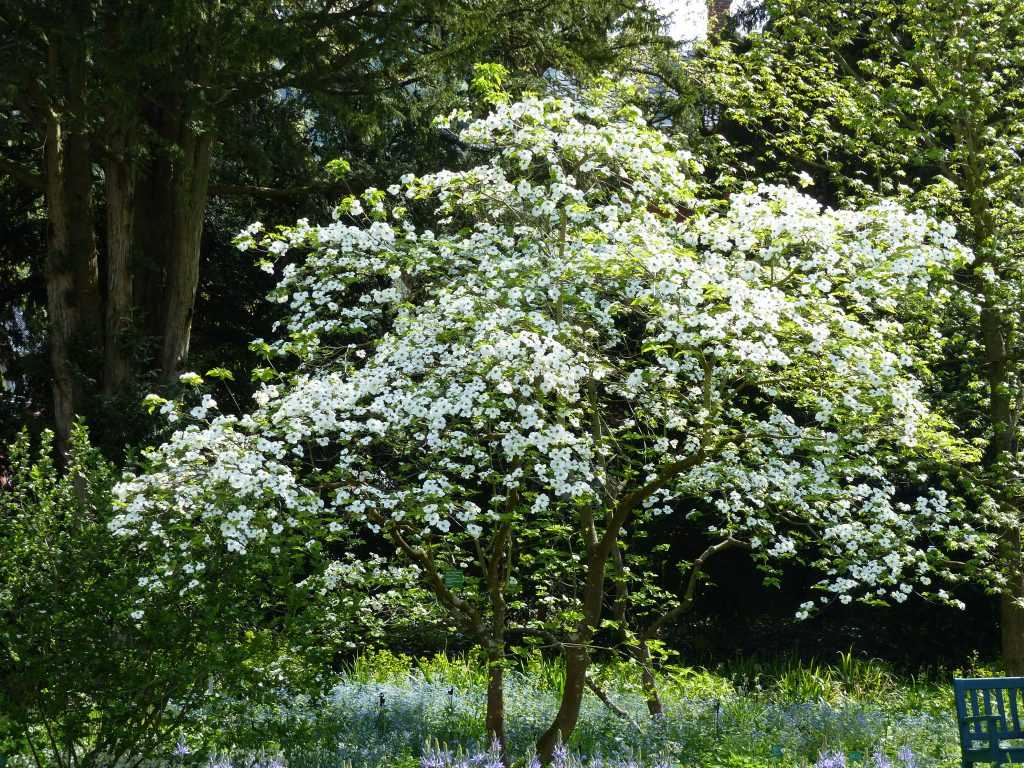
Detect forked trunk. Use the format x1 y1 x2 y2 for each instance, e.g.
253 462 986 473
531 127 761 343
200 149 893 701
537 551 604 759
537 518 614 761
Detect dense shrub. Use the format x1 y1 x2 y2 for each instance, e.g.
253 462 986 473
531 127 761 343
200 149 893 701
0 426 326 768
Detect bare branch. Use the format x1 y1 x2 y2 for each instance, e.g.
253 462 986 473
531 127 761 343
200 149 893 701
585 676 639 729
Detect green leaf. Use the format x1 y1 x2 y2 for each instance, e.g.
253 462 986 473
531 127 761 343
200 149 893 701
142 394 169 414
442 570 464 589
205 367 235 381
325 158 351 180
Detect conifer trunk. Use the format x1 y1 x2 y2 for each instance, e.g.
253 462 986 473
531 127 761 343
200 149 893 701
44 113 77 456
159 128 213 380
43 2 101 455
103 131 136 394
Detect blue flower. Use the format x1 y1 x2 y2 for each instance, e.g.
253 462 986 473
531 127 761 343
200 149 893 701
896 747 917 768
816 751 847 768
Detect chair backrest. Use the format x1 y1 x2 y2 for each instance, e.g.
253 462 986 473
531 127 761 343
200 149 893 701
954 677 1024 741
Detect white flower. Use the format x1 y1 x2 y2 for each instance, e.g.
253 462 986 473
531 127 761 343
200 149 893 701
114 92 992 632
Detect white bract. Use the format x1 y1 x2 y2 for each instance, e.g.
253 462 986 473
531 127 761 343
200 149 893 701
113 93 994 617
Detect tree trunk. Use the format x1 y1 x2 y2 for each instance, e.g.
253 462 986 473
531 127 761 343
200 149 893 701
980 292 1024 672
707 0 731 33
634 639 664 717
63 1 101 346
64 131 100 343
484 522 512 764
537 644 589 760
44 112 77 456
42 3 100 456
159 129 212 380
103 131 136 394
1002 586 1024 674
485 644 507 761
537 538 609 760
131 153 172 340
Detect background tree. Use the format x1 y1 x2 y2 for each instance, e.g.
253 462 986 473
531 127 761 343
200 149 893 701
0 0 666 454
692 0 1024 672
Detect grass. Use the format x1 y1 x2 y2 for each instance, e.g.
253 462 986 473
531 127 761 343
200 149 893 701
188 651 982 768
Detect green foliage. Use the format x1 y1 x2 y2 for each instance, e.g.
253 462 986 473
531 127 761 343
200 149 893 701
698 0 1024 428
324 159 352 182
0 425 328 768
691 0 1024 652
471 63 511 106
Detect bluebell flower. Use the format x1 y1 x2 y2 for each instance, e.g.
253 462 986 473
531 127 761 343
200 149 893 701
553 743 570 768
896 746 917 768
816 751 847 768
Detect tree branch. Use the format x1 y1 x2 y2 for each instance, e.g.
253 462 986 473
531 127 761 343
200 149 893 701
598 432 736 558
207 177 375 200
387 522 485 636
641 537 751 641
0 155 44 190
585 676 639 729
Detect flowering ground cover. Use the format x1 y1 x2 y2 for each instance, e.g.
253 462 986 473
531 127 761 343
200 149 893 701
186 652 967 768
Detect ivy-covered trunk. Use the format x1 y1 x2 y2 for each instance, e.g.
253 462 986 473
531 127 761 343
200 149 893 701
983 299 1024 672
969 165 1022 672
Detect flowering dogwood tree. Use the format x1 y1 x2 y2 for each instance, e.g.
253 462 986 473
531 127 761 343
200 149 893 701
112 92 995 757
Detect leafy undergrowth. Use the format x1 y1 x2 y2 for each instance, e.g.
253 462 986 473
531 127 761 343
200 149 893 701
184 652 979 768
